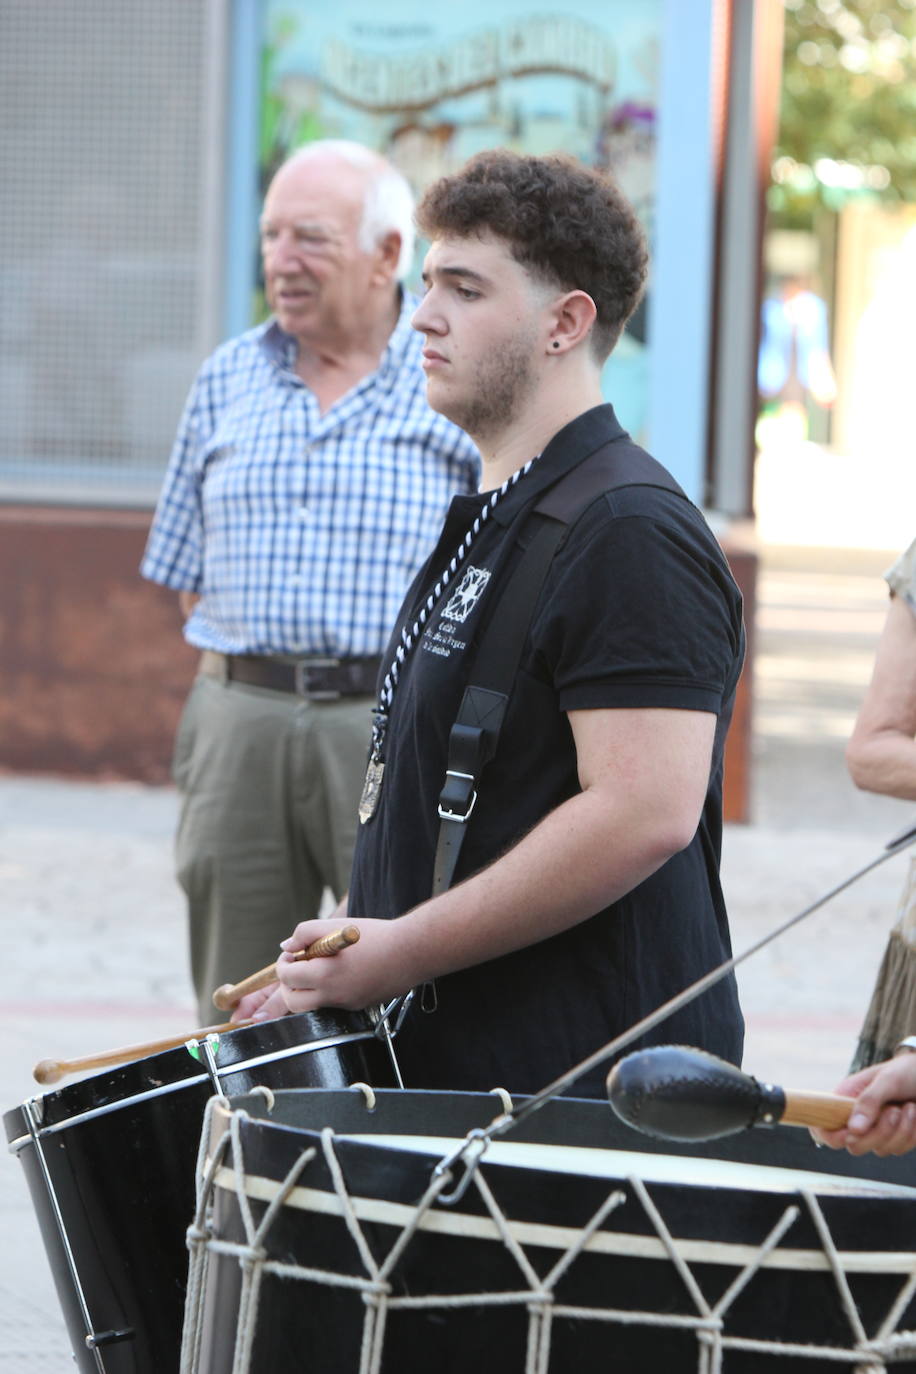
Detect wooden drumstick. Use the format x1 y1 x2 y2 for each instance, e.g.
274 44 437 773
607 1044 856 1142
32 1018 254 1087
211 924 361 1011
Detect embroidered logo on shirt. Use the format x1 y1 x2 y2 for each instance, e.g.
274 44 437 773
441 566 491 623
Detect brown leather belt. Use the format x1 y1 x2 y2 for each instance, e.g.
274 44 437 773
200 650 381 701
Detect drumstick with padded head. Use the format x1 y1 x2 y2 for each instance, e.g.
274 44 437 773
211 924 361 1011
607 1044 857 1142
32 1018 254 1087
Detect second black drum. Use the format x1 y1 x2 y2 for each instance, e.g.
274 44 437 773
4 1010 399 1374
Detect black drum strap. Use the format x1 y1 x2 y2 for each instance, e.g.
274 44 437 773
432 513 568 897
431 439 688 898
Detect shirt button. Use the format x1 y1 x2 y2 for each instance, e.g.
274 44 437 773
297 505 309 519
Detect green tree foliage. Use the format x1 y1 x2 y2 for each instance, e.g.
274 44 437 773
772 0 916 224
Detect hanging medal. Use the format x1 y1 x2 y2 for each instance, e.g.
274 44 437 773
358 761 384 823
358 752 385 824
359 705 389 824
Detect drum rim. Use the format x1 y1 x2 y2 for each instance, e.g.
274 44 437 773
5 1026 381 1148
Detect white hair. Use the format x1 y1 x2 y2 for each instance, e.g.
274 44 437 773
281 139 416 279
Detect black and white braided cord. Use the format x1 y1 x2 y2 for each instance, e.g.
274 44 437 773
369 456 539 760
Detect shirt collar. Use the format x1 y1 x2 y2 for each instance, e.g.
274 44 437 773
258 317 296 371
485 404 627 527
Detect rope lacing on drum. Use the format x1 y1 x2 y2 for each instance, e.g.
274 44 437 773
181 1096 232 1373
348 1081 377 1111
488 1085 514 1115
876 1263 916 1350
179 1108 916 1374
246 1084 275 1112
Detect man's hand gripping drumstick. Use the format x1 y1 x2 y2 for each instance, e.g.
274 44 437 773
213 924 361 1016
32 926 361 1086
231 904 429 1024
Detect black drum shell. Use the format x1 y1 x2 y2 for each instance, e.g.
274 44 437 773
4 1011 397 1374
193 1089 916 1374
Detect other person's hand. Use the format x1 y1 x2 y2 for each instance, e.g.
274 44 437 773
813 1054 916 1157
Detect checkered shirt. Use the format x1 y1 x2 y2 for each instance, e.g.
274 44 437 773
140 294 480 656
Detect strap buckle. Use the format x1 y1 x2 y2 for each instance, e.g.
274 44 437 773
437 769 478 823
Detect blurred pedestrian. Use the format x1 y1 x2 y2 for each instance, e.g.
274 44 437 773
141 140 479 1022
846 537 916 1072
757 274 836 446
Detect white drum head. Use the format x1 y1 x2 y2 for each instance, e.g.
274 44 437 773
341 1133 916 1197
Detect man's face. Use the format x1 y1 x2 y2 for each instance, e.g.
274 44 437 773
260 157 381 348
411 233 550 443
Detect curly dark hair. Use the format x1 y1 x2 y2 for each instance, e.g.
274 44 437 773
415 149 648 359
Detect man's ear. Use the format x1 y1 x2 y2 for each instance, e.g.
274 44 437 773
546 290 597 354
372 230 403 284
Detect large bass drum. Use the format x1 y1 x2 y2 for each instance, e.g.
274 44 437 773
183 1087 916 1374
5 1010 399 1374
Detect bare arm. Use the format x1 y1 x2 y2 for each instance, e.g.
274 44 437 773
178 590 200 619
241 706 717 1019
846 595 916 800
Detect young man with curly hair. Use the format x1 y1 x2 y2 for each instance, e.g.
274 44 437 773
237 150 746 1098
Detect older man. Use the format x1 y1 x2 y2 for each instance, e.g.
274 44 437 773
237 150 745 1098
142 141 479 1022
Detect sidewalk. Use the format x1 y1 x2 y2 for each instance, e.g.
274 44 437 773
0 778 192 1373
3 540 915 1370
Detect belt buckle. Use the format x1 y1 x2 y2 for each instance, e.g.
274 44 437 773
294 657 341 701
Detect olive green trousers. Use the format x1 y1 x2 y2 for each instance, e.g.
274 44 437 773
172 671 373 1024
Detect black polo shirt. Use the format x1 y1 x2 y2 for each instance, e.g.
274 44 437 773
349 404 745 1097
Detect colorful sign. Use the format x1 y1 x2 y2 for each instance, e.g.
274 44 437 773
260 0 662 437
